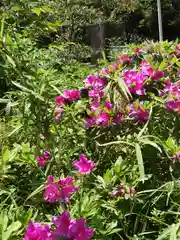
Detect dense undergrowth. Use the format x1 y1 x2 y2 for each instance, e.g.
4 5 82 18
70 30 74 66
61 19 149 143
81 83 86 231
1 1 180 239
1 38 180 240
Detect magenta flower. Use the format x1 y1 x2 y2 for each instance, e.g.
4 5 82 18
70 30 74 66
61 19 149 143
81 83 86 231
123 70 146 95
176 45 180 51
119 57 133 63
111 184 136 199
96 112 110 126
24 221 52 240
25 212 94 240
52 211 70 238
36 151 51 168
100 67 109 75
56 96 66 106
63 89 80 102
151 70 164 80
129 104 149 123
84 75 106 90
84 116 96 129
177 71 180 77
162 81 180 99
166 100 180 112
90 101 101 112
100 64 119 75
72 154 95 175
141 60 153 76
134 48 143 55
44 176 78 203
173 151 180 162
113 113 123 124
84 74 97 88
104 101 113 111
54 106 64 121
68 218 94 240
88 89 104 99
52 211 94 240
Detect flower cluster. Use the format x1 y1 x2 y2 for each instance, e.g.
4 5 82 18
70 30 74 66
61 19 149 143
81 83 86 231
43 154 96 203
161 79 180 112
55 89 80 120
24 221 52 240
24 211 94 240
44 176 78 203
36 151 51 168
128 103 149 123
111 184 136 199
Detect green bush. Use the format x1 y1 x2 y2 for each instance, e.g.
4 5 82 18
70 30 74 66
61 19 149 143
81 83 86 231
1 40 180 239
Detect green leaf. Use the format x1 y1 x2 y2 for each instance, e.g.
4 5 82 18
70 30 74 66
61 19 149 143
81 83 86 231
114 156 123 173
6 55 16 67
0 211 8 233
165 137 176 151
2 149 10 162
11 81 44 101
2 221 22 240
159 59 167 70
176 61 180 67
31 8 42 16
170 56 177 65
135 143 145 182
25 184 44 201
118 77 132 101
0 16 5 39
139 139 162 153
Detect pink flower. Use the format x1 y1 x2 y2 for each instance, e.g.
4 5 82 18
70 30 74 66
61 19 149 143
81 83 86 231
123 70 146 95
134 48 143 55
63 90 80 102
88 89 104 99
129 104 149 123
72 154 95 175
84 74 97 88
166 100 180 112
111 185 136 198
100 67 109 75
84 116 96 129
96 112 110 126
84 75 106 90
176 45 180 51
52 211 94 240
162 82 180 99
90 101 101 112
141 60 153 76
151 70 164 80
44 176 78 203
52 211 70 238
173 151 180 162
104 101 113 111
119 57 133 63
54 106 64 121
56 96 66 106
69 218 94 240
100 64 119 75
24 221 52 240
36 151 51 168
177 71 180 77
113 113 123 124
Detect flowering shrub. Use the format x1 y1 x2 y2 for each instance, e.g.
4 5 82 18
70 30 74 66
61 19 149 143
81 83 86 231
24 211 94 240
23 41 180 240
